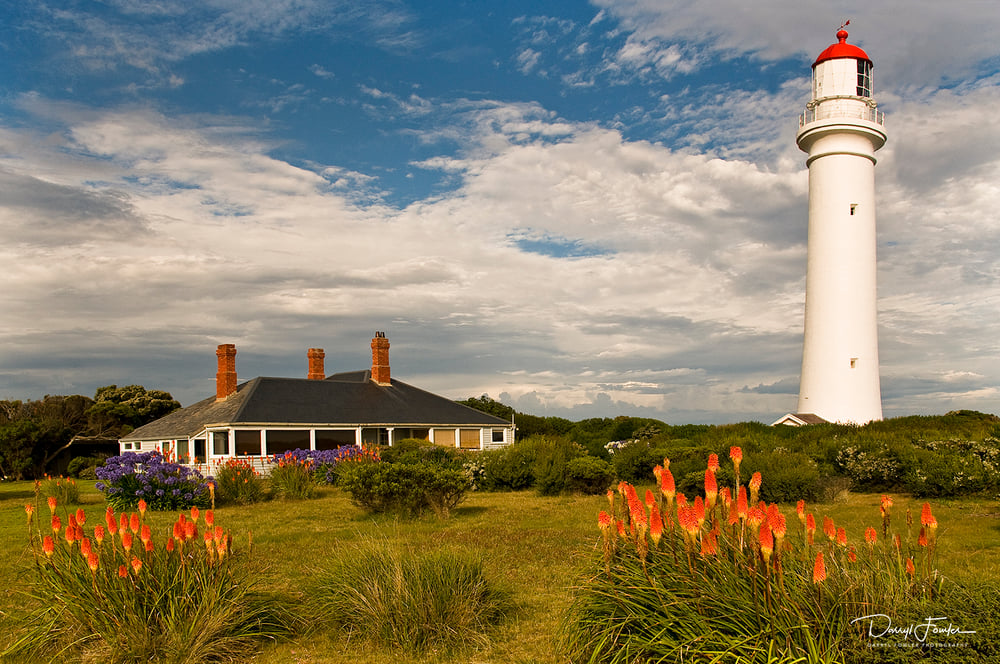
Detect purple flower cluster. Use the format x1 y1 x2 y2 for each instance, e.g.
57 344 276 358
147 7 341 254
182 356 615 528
96 451 212 511
272 446 379 484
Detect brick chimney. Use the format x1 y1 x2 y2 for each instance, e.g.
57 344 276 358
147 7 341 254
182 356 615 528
370 332 391 385
216 344 238 400
307 348 326 380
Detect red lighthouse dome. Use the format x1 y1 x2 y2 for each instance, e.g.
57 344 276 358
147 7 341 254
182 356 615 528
813 29 871 68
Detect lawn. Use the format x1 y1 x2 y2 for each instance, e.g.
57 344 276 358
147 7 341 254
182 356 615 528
2 480 999 663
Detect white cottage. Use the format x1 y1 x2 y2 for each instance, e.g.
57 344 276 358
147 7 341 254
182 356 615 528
119 333 514 473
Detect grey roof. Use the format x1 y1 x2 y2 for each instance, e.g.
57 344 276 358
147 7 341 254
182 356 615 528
122 370 510 442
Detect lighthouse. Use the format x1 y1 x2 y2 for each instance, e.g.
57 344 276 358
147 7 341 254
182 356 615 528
793 27 886 425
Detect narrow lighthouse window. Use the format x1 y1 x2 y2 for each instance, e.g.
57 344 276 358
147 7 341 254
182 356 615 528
857 60 872 97
850 203 858 216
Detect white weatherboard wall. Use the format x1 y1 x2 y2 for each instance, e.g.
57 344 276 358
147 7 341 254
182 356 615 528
795 33 886 425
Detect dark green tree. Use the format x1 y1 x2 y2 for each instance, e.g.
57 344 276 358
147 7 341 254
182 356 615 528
87 385 180 435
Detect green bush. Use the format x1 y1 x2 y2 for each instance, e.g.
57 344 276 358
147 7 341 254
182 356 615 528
479 444 535 491
339 461 469 518
67 455 105 478
743 448 823 503
6 506 298 662
523 436 585 496
609 440 658 483
564 456 615 495
215 457 266 505
381 438 462 468
311 538 512 653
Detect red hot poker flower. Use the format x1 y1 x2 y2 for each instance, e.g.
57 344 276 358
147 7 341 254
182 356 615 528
649 504 664 546
47 496 57 513
704 469 718 509
823 516 836 541
598 510 613 531
707 453 719 473
906 558 915 577
87 551 99 574
131 556 142 575
42 536 55 558
138 499 147 517
759 523 774 564
660 469 676 503
122 531 133 553
94 525 106 546
918 528 928 547
51 514 61 535
191 506 200 523
864 526 877 548
644 489 656 510
75 508 86 525
140 524 152 545
836 527 847 547
205 510 215 527
729 446 742 465
813 552 826 584
129 513 140 534
118 564 128 578
806 513 816 545
796 500 805 523
736 486 748 518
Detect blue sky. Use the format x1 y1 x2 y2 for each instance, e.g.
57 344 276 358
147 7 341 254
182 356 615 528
2 1 999 424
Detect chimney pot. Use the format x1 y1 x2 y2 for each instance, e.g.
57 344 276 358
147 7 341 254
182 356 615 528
371 332 391 385
216 344 238 400
307 348 326 380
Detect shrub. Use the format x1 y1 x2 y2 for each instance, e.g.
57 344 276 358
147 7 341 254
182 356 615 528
561 450 998 662
268 451 317 500
742 448 823 503
6 500 298 663
479 444 535 491
381 438 462 468
95 451 211 511
214 457 266 505
339 461 469 518
608 439 657 483
522 436 584 496
311 538 513 653
36 475 81 506
67 455 104 478
564 456 615 495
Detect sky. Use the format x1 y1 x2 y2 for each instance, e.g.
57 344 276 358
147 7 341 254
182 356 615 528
2 1 999 425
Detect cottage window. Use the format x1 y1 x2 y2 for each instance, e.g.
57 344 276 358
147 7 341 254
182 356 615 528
235 430 262 456
265 429 310 456
212 431 229 456
315 429 356 450
492 429 506 443
459 429 481 449
433 429 456 447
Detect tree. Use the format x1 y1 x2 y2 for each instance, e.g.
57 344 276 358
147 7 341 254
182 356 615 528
87 385 180 435
457 395 515 421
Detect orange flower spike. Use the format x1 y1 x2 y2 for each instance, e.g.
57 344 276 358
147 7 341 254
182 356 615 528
68 513 77 529
81 538 92 557
144 540 154 553
118 564 128 578
806 513 816 545
693 496 706 529
606 490 615 511
676 493 687 509
94 525 105 546
660 469 676 504
185 520 198 541
813 552 827 584
137 499 147 518
918 527 928 548
653 464 663 483
848 547 858 563
796 500 806 524
119 513 128 534
736 486 748 518
191 506 200 523
721 486 732 510
700 531 718 557
894 533 902 551
214 525 224 541
906 557 915 577
75 508 86 525
166 537 176 553
140 524 152 545
704 469 718 510
749 472 762 503
131 556 142 575
864 526 877 548
746 506 765 530
47 496 57 514
42 536 55 559
205 510 215 527
823 516 836 541
598 510 613 531
87 551 99 574
759 523 774 564
51 514 61 535
25 503 35 525
729 446 742 467
644 489 656 510
649 504 664 546
836 527 847 547
122 531 133 553
106 514 118 536
616 519 626 540
707 453 720 474
129 513 140 534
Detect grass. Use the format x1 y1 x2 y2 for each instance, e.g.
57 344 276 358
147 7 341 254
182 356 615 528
0 480 998 663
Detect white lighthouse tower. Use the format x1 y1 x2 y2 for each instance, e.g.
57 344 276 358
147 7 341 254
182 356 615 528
793 27 886 425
